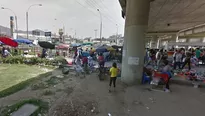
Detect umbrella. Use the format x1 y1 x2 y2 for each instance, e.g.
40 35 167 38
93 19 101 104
106 46 115 51
96 46 108 52
112 45 122 49
14 38 33 44
0 36 18 47
56 44 69 49
38 41 55 49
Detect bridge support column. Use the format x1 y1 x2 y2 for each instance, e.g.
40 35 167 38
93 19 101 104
121 0 150 85
150 35 158 49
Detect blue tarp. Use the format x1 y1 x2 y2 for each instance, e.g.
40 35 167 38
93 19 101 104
14 38 33 44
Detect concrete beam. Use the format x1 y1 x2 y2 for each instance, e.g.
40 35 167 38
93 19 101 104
146 31 178 36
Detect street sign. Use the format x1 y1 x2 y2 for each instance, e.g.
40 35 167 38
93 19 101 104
45 32 51 37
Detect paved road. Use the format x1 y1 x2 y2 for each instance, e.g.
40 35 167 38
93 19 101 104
79 74 205 116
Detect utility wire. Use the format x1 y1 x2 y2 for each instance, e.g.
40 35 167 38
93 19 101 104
86 0 123 26
90 0 123 25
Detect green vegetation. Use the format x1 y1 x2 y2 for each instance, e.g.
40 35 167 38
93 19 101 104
0 56 67 66
0 64 52 98
0 99 48 116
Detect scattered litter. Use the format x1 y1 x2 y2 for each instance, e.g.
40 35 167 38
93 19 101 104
56 75 64 78
91 107 95 113
108 113 112 116
146 107 150 110
149 97 156 103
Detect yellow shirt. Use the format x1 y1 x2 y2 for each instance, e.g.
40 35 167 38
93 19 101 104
110 67 118 77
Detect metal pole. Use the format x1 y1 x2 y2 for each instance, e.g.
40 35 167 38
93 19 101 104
94 29 97 39
97 9 102 44
1 7 18 39
15 16 18 39
26 4 42 40
26 12 29 39
116 24 118 44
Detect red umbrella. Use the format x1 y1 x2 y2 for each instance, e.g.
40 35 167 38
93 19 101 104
0 37 18 47
56 44 69 49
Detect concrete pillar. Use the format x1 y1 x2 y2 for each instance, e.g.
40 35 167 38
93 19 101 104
157 39 161 49
121 0 150 84
200 38 204 43
150 35 158 48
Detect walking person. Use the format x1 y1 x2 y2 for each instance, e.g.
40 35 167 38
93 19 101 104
182 49 192 70
173 50 182 70
201 50 205 65
109 62 118 92
156 49 163 68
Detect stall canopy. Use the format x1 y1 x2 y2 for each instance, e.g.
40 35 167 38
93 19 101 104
38 41 55 49
71 43 81 47
14 38 33 44
0 37 18 47
56 44 69 49
81 42 93 46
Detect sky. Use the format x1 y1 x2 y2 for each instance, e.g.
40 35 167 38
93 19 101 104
0 0 125 38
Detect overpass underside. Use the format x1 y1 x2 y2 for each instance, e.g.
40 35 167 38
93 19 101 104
119 0 205 84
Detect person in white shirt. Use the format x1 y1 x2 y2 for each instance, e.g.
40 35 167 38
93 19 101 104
4 49 12 57
156 49 163 68
173 50 182 70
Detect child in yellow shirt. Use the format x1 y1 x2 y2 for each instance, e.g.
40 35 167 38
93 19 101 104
109 62 118 92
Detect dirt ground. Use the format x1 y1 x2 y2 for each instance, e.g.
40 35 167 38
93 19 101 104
1 68 205 116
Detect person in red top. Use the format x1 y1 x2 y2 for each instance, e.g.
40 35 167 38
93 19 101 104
82 56 88 66
98 53 105 67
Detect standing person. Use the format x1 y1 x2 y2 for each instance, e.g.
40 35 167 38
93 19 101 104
195 48 201 58
109 62 118 92
1 47 5 57
161 60 172 92
201 50 205 65
3 48 12 57
98 53 105 68
163 50 168 60
156 49 163 68
173 50 182 70
41 48 46 58
182 49 192 70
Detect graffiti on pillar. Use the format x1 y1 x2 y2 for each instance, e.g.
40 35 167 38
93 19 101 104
123 50 126 56
128 57 139 65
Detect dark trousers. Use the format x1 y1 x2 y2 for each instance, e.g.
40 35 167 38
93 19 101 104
182 58 191 70
109 77 117 87
166 78 170 89
174 62 181 69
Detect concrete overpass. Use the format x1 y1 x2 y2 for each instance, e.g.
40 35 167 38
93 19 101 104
118 0 205 84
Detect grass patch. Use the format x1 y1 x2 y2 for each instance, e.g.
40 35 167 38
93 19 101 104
0 72 52 98
0 64 52 91
0 99 48 116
